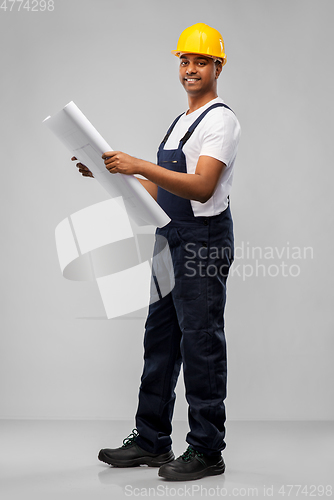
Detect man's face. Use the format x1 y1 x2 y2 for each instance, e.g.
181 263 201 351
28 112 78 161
179 53 222 96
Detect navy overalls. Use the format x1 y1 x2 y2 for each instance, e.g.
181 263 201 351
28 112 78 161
135 103 234 456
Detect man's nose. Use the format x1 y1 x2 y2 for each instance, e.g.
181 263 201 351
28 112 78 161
186 62 197 74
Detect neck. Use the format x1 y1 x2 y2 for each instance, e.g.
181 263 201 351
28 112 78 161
187 90 218 114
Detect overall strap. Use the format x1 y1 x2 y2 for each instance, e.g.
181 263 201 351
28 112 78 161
160 112 185 147
180 103 234 148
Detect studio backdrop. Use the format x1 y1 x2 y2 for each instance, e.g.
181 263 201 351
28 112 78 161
1 0 333 421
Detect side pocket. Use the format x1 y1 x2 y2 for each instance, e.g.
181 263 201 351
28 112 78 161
172 228 205 301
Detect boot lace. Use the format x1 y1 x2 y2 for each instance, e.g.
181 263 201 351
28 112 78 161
121 428 139 448
180 445 204 462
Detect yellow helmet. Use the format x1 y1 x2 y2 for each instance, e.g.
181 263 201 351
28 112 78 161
171 23 227 66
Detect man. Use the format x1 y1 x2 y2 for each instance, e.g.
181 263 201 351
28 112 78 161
74 23 240 481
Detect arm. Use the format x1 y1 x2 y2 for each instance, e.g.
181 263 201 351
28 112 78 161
71 156 158 200
72 156 158 200
136 178 158 201
103 152 225 204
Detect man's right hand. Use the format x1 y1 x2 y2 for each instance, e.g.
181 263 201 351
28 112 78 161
71 157 94 178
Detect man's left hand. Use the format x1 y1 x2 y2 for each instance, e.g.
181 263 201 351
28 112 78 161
102 151 139 175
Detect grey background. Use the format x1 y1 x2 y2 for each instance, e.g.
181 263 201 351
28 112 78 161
1 0 333 422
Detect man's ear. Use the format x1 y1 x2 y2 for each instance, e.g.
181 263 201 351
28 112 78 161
215 62 223 79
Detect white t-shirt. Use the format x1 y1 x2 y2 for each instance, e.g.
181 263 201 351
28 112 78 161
163 97 241 217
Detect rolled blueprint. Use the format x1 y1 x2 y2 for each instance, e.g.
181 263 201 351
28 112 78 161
43 101 170 228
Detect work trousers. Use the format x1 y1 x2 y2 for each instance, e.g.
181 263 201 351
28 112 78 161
135 206 234 456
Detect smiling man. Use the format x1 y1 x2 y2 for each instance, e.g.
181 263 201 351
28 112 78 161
76 23 241 481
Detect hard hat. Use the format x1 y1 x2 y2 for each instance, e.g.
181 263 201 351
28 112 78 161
171 23 227 66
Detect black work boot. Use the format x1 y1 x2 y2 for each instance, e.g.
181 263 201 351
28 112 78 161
158 445 225 481
98 429 175 467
